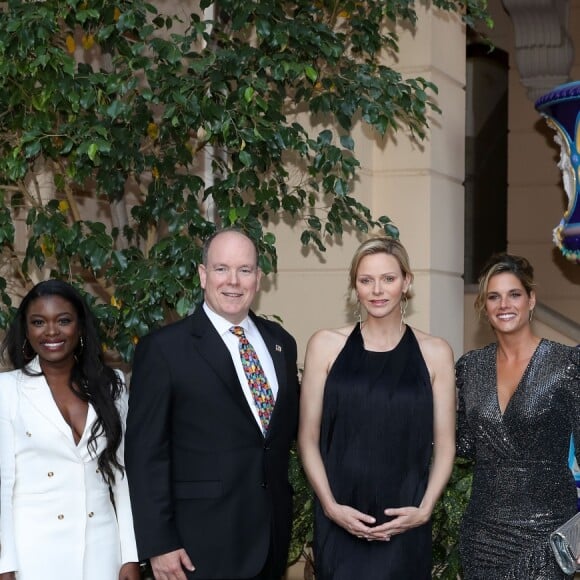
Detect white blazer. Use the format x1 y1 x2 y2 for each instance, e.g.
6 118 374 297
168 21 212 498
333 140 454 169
0 358 138 579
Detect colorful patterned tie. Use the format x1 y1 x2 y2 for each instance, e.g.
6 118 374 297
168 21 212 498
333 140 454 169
230 326 275 433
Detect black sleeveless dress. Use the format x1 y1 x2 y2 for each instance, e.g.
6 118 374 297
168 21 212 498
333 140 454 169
314 324 434 580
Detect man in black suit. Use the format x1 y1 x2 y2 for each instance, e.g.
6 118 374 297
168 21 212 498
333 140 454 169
125 228 299 580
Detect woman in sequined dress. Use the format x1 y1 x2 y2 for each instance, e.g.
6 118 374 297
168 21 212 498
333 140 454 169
299 237 456 579
457 254 580 579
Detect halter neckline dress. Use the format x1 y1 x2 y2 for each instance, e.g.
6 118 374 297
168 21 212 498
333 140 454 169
314 324 433 580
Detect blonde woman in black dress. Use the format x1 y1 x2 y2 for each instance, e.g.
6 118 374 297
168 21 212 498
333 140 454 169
299 237 456 579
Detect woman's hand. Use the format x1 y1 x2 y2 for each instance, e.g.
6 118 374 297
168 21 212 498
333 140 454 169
365 506 430 541
326 502 377 539
119 562 141 580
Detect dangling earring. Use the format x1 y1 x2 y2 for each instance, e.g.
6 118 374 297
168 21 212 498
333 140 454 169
400 293 408 335
529 309 534 322
22 338 34 360
354 300 362 327
75 336 84 360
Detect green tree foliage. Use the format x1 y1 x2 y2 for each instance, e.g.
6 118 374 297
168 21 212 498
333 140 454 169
431 458 474 578
0 0 489 360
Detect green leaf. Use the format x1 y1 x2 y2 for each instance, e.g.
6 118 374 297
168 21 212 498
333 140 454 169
176 295 192 317
238 150 252 167
243 86 255 103
340 134 354 151
304 65 318 83
88 143 99 161
112 250 128 270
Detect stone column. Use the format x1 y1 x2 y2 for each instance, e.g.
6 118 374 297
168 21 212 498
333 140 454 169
364 5 467 356
258 6 468 360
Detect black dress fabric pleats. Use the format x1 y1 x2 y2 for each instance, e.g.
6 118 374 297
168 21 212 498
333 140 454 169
314 324 433 580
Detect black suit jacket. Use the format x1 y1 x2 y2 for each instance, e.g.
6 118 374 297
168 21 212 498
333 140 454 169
125 307 299 579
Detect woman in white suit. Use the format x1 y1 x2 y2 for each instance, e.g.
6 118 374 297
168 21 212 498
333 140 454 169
0 280 139 580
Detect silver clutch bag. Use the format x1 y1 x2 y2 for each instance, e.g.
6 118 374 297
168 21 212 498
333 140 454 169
550 511 580 575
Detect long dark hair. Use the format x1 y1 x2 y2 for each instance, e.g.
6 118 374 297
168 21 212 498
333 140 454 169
1 280 124 485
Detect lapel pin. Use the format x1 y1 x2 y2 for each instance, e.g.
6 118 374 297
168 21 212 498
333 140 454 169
275 344 282 352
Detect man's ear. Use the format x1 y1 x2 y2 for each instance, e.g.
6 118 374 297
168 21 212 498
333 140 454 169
198 264 207 290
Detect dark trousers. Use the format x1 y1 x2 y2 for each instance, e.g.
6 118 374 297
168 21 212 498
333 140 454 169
223 536 279 580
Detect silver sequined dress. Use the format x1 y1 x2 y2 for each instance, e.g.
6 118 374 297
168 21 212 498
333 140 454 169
456 339 580 580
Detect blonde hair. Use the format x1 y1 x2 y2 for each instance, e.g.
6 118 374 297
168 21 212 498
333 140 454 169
349 236 414 298
474 253 535 316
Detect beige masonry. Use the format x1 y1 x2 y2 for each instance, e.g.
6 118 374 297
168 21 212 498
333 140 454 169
461 0 580 350
257 6 468 363
261 0 580 363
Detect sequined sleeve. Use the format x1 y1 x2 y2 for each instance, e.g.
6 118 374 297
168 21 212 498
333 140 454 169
568 346 580 468
456 352 475 460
